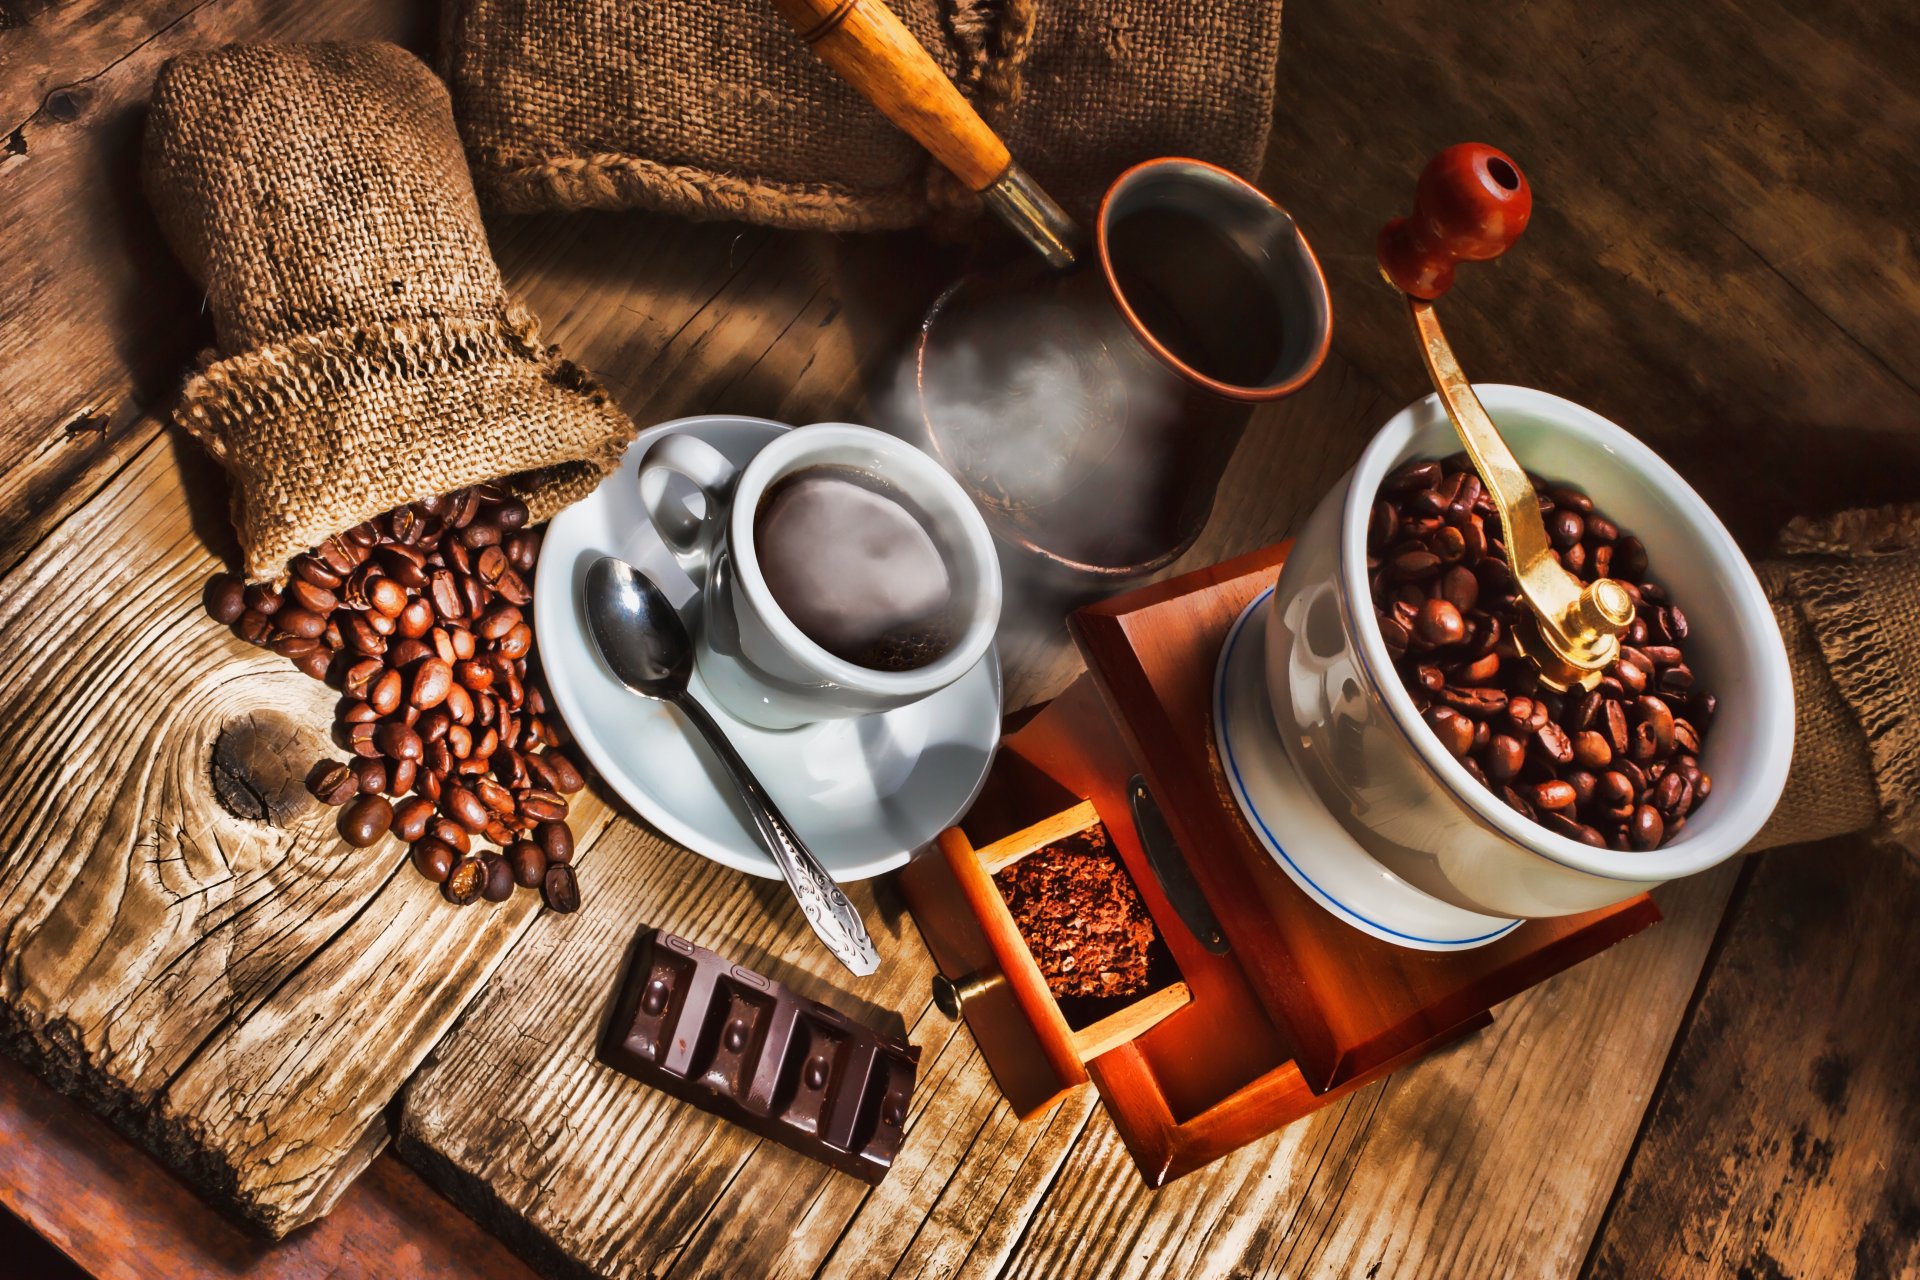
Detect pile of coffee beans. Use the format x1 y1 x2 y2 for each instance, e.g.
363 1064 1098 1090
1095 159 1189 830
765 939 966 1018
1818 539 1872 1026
204 485 584 911
1369 456 1714 851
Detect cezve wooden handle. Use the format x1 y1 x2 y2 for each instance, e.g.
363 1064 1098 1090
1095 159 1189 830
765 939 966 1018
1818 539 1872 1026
768 0 1079 266
770 0 1008 190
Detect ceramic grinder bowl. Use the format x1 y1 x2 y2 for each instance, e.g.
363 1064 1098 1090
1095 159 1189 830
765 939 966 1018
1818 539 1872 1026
1266 385 1794 919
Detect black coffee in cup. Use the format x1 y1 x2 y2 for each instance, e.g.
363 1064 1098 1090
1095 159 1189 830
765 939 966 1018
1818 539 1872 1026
754 465 959 672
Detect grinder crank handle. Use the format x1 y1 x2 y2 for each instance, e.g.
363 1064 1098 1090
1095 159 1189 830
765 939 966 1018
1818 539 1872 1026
1377 143 1532 300
1379 144 1633 689
767 0 1080 267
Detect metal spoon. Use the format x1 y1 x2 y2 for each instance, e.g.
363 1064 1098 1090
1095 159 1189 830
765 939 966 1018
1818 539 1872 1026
583 556 880 976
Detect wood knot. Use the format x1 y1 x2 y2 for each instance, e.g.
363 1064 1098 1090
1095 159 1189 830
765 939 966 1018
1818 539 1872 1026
210 711 322 826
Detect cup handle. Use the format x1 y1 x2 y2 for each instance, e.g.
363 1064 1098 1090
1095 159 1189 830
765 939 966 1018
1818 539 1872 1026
637 433 740 579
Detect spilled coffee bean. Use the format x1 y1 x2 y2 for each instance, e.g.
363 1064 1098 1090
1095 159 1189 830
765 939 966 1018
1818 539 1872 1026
205 483 588 911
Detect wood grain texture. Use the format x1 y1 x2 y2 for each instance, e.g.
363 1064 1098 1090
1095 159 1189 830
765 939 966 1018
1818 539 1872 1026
1584 839 1920 1280
0 421 615 1235
996 864 1739 1280
0 1051 539 1280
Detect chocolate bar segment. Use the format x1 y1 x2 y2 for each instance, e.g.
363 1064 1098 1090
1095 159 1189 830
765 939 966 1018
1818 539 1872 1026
599 929 918 1184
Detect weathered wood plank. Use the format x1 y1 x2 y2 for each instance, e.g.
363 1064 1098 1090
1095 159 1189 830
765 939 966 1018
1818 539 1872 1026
0 419 619 1234
1583 838 1920 1280
0 1050 539 1280
992 864 1738 1280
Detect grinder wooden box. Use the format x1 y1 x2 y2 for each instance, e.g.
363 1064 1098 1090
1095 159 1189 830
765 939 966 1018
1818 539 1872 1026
900 542 1662 1185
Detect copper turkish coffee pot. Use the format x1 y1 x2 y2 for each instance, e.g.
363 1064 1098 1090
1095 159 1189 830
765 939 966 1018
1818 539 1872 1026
771 0 1333 581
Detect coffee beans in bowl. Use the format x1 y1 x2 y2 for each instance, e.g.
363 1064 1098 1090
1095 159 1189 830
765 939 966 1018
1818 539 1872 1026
1369 455 1714 852
210 484 587 911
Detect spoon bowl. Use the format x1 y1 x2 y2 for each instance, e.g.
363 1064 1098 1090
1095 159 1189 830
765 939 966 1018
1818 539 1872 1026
585 555 695 696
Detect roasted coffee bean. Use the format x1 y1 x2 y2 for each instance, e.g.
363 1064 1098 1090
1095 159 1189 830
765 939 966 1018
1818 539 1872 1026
1533 780 1578 813
498 623 534 661
535 821 573 865
243 582 283 616
1439 565 1480 614
1541 811 1609 848
391 795 435 843
306 760 358 806
428 817 471 855
409 837 455 884
1572 730 1612 770
545 751 585 795
541 863 580 913
410 657 453 709
204 574 248 624
1483 733 1526 781
476 777 516 816
1548 508 1585 548
1598 770 1636 817
367 667 404 716
1425 706 1475 758
504 531 541 573
394 596 434 638
445 682 475 725
352 757 387 795
1413 598 1466 647
232 609 273 646
283 579 334 615
338 794 393 847
508 841 548 888
481 852 516 903
520 789 568 823
1629 804 1665 850
1437 685 1508 718
453 658 494 692
1653 770 1692 820
444 785 490 832
1636 696 1676 754
1535 721 1574 765
442 856 486 905
373 722 423 762
367 576 408 617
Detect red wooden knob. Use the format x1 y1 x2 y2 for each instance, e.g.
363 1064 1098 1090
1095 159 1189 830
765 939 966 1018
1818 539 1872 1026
1378 143 1532 300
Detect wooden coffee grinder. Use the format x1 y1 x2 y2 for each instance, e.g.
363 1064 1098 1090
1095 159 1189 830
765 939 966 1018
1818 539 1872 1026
900 147 1665 1186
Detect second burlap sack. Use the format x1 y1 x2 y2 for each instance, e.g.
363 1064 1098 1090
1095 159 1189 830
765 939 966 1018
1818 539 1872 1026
144 42 638 582
1752 503 1920 855
440 0 1284 229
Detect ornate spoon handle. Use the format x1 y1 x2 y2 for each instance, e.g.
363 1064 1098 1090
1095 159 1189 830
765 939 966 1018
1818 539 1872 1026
673 692 881 976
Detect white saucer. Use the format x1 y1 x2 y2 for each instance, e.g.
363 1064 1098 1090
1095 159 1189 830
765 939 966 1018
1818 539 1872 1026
1213 587 1520 951
536 415 1003 882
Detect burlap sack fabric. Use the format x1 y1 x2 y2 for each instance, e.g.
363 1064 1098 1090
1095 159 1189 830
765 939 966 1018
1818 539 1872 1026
1753 503 1920 853
439 0 1283 229
143 43 637 582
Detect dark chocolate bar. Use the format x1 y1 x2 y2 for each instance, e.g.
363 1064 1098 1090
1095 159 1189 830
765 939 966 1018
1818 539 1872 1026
599 929 918 1184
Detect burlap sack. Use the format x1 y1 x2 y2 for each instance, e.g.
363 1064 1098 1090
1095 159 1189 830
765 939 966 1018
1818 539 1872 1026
440 0 1283 229
1752 503 1920 853
144 43 637 582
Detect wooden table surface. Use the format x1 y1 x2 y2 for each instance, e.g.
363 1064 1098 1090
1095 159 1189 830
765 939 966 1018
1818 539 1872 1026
3 0 1917 1277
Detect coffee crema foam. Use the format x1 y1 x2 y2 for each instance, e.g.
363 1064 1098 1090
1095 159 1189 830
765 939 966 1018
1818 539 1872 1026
754 466 958 672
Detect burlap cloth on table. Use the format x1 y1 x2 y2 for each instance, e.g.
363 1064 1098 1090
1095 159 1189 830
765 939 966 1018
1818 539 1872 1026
144 43 637 582
1753 503 1920 853
439 0 1284 229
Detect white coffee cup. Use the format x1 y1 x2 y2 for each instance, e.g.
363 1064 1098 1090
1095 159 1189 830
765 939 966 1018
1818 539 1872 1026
637 422 1003 730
